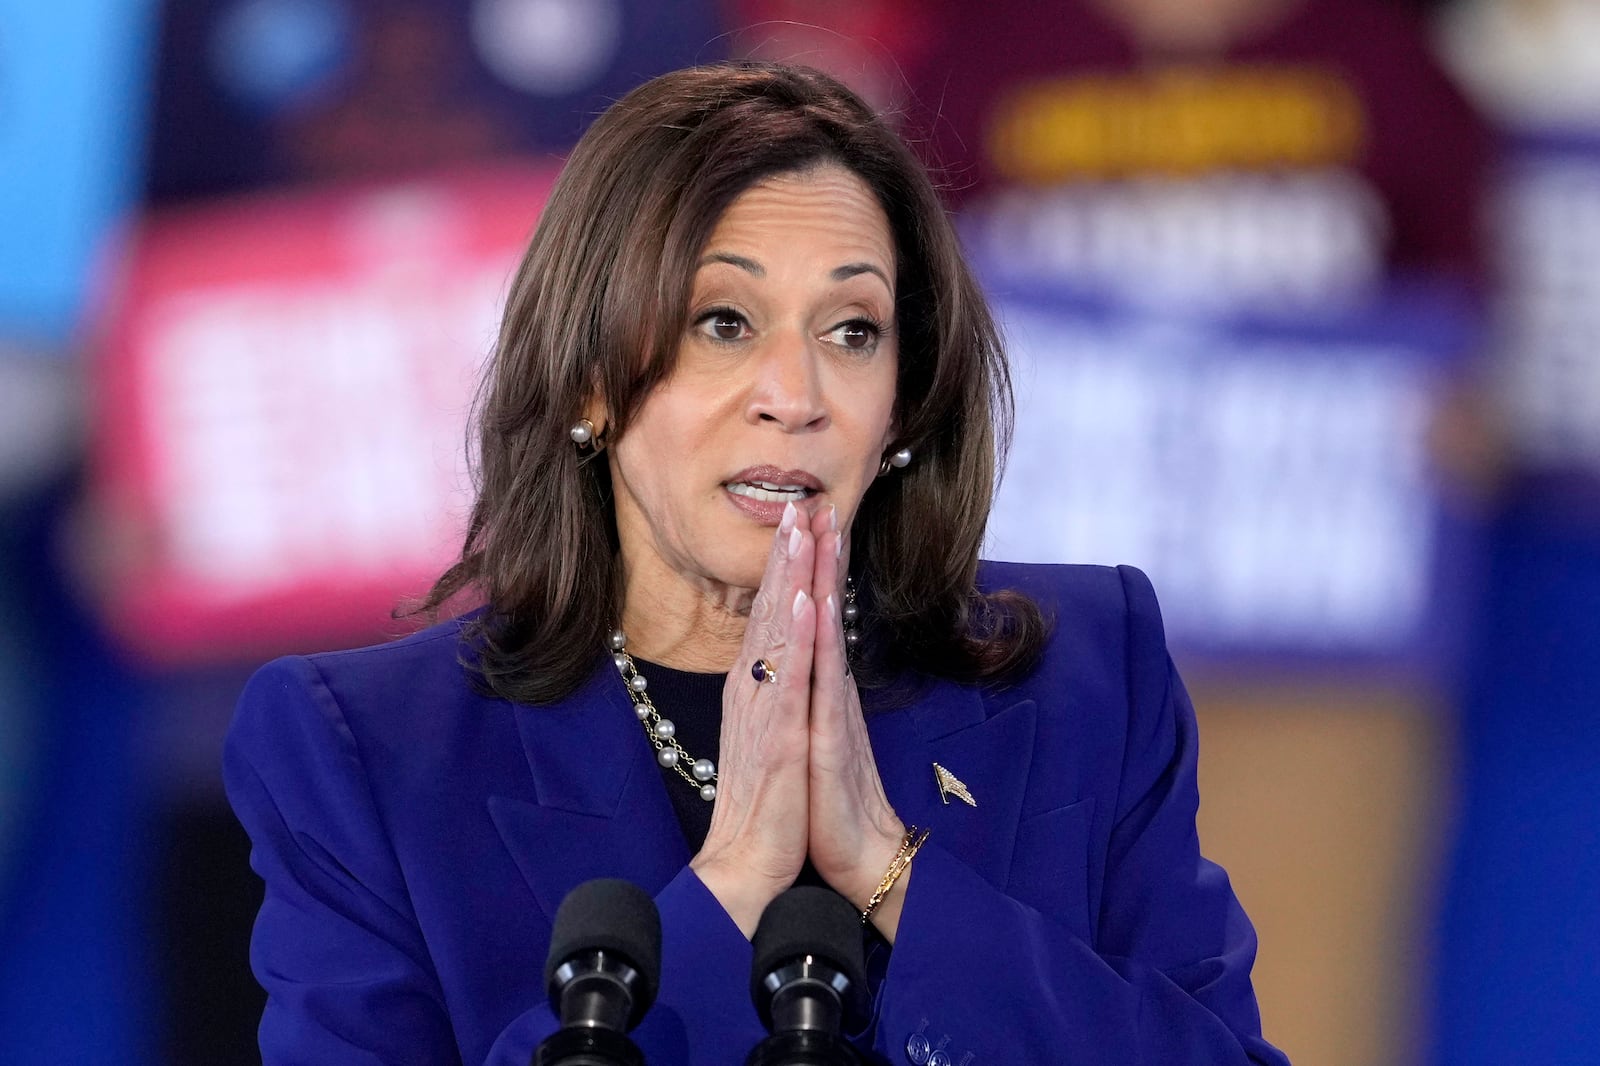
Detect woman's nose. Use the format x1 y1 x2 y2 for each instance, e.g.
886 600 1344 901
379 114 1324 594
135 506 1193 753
745 334 829 431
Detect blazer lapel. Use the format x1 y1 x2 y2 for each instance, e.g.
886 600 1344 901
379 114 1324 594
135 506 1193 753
869 680 1037 888
489 657 689 922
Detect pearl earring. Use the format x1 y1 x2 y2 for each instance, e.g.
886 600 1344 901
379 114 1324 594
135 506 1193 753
569 419 600 448
877 446 913 477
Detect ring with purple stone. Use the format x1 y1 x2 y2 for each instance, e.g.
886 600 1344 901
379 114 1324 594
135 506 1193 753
751 658 779 685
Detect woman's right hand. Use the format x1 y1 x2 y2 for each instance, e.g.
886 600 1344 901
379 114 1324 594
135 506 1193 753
689 501 817 936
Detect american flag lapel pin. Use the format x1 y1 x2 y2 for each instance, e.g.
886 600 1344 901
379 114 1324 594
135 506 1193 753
932 762 976 806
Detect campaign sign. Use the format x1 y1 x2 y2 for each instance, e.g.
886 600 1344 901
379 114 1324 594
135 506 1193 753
983 274 1481 678
1492 129 1600 520
91 163 557 663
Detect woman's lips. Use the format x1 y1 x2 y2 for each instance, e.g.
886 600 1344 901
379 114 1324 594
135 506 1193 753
726 482 812 503
723 466 823 524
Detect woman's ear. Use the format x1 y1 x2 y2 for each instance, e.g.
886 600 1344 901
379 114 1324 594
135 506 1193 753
581 395 610 439
880 420 900 455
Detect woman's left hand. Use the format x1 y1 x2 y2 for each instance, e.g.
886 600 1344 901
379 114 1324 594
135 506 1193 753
804 505 911 942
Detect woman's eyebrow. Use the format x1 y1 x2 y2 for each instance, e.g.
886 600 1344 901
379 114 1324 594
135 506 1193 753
831 262 891 289
697 252 764 276
695 254 890 291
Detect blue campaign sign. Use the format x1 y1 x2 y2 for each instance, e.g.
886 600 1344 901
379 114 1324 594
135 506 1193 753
982 273 1482 679
1491 129 1600 521
0 1 156 346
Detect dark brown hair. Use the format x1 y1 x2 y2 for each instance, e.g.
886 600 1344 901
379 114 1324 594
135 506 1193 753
419 61 1046 703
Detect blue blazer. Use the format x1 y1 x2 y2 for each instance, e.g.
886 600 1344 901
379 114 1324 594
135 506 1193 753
225 562 1289 1065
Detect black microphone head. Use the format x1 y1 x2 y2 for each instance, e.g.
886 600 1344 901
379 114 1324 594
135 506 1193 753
750 887 868 1031
544 878 662 1024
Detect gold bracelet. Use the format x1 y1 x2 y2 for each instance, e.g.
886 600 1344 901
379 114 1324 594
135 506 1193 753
861 825 929 923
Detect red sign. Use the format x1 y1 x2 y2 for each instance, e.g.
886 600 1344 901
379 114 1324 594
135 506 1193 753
91 162 558 663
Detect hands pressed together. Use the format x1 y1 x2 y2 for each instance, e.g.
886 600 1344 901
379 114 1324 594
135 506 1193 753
689 501 911 942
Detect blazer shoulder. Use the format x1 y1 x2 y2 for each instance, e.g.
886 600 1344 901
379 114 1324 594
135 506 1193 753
975 560 1173 698
978 559 1118 606
978 560 1166 645
303 611 479 675
232 613 487 750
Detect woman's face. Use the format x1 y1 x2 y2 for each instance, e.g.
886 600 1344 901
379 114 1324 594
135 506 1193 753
606 163 900 595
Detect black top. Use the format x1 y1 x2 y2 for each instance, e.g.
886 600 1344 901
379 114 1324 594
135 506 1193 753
631 658 725 854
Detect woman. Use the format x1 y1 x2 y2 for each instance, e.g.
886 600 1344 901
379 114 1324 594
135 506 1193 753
225 62 1289 1065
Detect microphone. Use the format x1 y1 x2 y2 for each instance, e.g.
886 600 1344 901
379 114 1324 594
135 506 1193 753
745 886 870 1066
535 878 661 1066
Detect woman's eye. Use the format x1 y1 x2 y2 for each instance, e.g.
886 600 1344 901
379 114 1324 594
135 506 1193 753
698 311 748 342
830 319 880 351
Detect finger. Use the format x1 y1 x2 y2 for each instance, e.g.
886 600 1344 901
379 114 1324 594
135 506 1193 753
810 499 849 574
762 519 816 698
781 578 817 707
806 499 834 544
809 507 849 704
731 505 819 731
806 503 838 614
744 500 802 637
740 503 813 662
715 559 816 795
707 509 814 836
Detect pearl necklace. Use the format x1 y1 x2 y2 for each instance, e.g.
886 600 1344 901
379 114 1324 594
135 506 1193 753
609 579 859 802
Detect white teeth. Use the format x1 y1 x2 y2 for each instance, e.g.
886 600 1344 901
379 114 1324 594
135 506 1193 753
728 482 810 503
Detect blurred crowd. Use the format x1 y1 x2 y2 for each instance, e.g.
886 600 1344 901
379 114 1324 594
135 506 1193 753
2 1 1598 1062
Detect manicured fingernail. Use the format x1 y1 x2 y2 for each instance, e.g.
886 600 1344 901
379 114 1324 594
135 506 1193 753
828 505 838 532
793 589 808 618
780 501 797 534
826 593 838 620
835 534 843 559
788 526 803 558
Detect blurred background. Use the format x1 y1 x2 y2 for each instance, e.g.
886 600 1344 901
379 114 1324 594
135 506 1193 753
1 0 1596 1062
